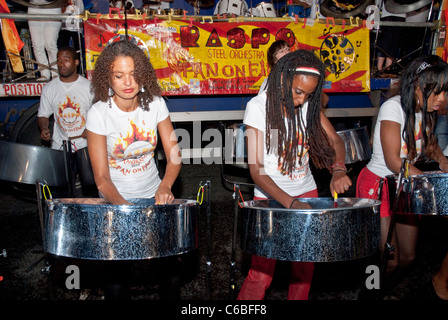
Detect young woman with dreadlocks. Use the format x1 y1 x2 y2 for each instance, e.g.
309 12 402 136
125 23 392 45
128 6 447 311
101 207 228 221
237 50 351 300
86 40 182 300
356 55 448 282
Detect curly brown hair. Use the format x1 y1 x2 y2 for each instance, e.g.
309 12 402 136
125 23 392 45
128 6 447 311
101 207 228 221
90 40 162 111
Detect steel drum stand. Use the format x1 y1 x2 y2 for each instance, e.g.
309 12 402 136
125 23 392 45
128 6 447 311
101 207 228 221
34 179 55 300
225 180 254 299
199 180 213 299
377 158 408 300
62 140 76 198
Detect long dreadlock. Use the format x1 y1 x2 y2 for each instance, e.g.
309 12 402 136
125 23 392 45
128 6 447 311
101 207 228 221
398 55 448 160
265 49 335 175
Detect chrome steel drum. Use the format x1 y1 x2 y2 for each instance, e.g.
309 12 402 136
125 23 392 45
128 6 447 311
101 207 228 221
241 198 381 262
44 198 199 260
217 0 247 16
223 123 247 167
386 171 448 215
254 2 276 17
336 126 372 164
0 140 67 187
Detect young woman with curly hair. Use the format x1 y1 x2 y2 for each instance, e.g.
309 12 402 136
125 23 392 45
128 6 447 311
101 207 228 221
86 40 181 206
238 50 351 300
86 40 182 300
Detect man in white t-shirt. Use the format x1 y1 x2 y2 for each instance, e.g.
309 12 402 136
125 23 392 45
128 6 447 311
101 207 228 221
38 46 96 196
38 46 93 151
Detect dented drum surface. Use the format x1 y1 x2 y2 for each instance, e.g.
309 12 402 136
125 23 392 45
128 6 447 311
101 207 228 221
241 198 381 262
44 198 199 260
386 171 448 215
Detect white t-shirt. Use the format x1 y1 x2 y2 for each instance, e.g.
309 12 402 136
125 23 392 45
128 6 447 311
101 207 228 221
367 95 423 178
86 97 169 199
243 92 317 198
38 76 93 151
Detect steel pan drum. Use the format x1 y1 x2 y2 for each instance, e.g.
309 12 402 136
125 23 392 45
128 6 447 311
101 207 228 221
386 171 448 215
336 126 372 164
254 2 277 17
223 123 247 167
241 198 381 262
44 198 199 260
217 0 247 16
0 140 68 186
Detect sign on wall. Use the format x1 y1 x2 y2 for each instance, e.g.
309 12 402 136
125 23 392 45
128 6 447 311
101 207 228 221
84 15 370 95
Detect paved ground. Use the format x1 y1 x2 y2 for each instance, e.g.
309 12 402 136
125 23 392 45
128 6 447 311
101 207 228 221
0 161 447 309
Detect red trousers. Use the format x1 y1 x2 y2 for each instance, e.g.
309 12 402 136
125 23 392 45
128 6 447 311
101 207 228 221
356 167 390 217
237 189 318 300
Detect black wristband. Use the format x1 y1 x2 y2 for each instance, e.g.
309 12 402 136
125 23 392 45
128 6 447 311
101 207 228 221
289 198 299 209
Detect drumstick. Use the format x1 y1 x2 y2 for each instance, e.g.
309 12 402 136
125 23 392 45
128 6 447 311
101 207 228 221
333 190 338 208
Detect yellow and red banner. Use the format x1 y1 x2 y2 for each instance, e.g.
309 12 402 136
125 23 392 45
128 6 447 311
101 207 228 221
84 16 370 95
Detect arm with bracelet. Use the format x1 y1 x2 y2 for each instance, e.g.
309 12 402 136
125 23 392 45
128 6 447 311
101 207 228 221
320 112 352 195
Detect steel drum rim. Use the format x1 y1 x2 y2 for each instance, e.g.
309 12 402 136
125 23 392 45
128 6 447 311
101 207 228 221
48 198 199 208
243 197 381 212
386 171 445 179
335 126 368 134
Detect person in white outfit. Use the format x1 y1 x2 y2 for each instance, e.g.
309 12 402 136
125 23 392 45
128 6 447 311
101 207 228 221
58 0 85 74
38 46 96 196
28 1 62 81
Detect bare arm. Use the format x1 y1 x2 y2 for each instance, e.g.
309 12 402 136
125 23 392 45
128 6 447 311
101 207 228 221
433 146 448 172
154 117 182 204
320 111 352 195
380 120 424 175
37 117 51 141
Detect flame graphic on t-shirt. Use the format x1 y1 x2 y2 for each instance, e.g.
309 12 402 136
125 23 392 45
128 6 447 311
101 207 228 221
57 96 84 125
401 120 423 156
113 120 157 160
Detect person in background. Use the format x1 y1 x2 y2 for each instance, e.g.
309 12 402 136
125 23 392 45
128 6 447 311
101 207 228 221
238 49 351 300
57 0 85 74
356 55 448 285
37 46 96 197
28 0 62 81
374 0 406 75
258 40 290 94
109 0 135 14
86 40 182 299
